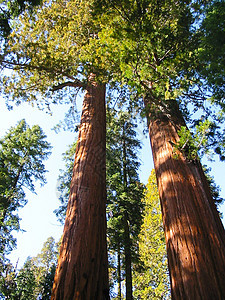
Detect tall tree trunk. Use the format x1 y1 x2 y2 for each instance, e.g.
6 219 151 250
123 211 132 300
122 128 133 300
144 98 225 300
117 244 121 300
51 74 109 300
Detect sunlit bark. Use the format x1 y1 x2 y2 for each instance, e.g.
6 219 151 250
51 74 109 300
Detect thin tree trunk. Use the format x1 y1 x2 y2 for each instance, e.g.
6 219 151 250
122 128 133 300
51 74 109 300
144 98 225 300
117 244 121 300
123 212 132 300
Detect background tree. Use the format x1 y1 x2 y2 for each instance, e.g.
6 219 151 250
106 107 144 299
15 257 37 299
0 259 18 299
32 236 59 299
0 236 59 300
133 170 170 300
54 142 77 224
0 119 51 261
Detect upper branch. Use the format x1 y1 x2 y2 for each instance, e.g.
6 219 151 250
51 80 85 91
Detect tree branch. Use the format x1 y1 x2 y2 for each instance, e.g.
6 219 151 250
0 58 79 81
51 80 84 91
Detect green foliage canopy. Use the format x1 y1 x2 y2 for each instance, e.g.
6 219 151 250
92 0 225 160
1 0 224 160
198 1 225 101
0 0 106 109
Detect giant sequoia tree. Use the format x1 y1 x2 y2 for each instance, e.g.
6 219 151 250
0 0 110 298
51 74 109 299
53 105 144 299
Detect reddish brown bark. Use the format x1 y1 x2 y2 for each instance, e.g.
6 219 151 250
145 98 225 300
51 74 109 300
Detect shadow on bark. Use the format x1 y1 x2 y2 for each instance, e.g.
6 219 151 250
159 156 225 300
145 99 225 300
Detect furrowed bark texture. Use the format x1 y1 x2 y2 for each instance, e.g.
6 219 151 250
51 75 109 300
145 99 225 300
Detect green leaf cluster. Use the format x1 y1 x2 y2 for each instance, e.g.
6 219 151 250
203 165 224 212
175 120 214 160
91 1 200 96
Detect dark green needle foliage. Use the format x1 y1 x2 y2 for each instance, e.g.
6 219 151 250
0 236 59 299
198 1 225 102
54 142 77 224
106 107 144 298
0 0 41 38
0 119 51 257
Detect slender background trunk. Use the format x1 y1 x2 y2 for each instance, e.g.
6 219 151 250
51 74 109 300
123 211 132 300
117 244 122 300
144 98 225 300
122 128 133 300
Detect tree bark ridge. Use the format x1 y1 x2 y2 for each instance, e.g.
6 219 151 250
51 74 109 300
145 98 225 300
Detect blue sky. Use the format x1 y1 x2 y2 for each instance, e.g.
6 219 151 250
0 97 224 268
